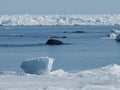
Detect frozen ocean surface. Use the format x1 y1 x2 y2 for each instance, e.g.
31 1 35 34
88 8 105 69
0 25 120 89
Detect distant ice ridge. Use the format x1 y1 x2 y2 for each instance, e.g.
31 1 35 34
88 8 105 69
0 64 120 90
21 57 54 75
0 14 120 26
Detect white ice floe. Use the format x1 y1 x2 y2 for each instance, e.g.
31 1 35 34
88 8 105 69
20 57 54 75
108 29 120 39
0 14 120 26
0 64 120 90
116 34 120 41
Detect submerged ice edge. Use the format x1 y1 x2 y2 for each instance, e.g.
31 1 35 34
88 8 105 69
0 43 43 47
0 34 41 37
0 14 120 26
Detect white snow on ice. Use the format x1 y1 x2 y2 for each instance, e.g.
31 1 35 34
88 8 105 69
0 64 120 90
0 14 120 26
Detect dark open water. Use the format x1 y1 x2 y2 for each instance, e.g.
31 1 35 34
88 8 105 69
0 25 120 73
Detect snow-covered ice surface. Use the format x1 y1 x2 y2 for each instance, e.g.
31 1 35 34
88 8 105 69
0 64 120 90
0 14 120 26
21 57 54 74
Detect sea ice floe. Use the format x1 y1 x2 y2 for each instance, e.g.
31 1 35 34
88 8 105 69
108 29 120 39
20 57 54 75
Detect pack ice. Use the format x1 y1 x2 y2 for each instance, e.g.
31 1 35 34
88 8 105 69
0 14 120 26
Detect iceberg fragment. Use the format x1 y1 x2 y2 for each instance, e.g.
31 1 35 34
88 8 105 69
20 57 54 75
108 29 120 39
116 34 120 41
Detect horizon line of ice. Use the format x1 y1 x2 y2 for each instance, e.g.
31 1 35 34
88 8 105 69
0 14 120 26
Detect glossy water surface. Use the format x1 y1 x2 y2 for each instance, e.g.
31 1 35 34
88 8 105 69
0 25 120 73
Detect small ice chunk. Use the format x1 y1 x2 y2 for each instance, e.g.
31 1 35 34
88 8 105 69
20 57 54 75
108 33 117 39
111 29 120 34
108 29 120 39
116 34 120 41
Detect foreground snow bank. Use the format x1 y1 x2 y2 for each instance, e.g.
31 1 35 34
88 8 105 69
0 64 120 90
0 14 120 26
20 57 54 75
